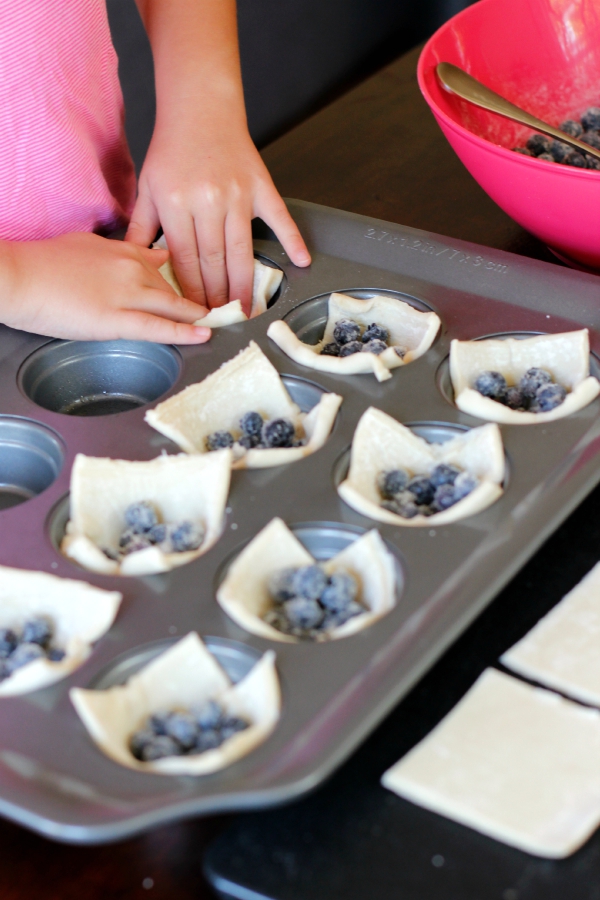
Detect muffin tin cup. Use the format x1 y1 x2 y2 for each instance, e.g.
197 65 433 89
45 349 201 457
1 201 600 841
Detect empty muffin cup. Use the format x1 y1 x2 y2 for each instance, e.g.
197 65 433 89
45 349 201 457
19 340 182 416
0 417 64 510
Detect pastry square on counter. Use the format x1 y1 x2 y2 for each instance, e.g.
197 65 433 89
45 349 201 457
62 450 231 576
268 292 440 382
145 341 342 468
382 668 600 858
71 633 280 775
502 562 600 707
450 330 600 423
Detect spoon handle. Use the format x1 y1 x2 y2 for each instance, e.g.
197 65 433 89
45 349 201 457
436 62 600 162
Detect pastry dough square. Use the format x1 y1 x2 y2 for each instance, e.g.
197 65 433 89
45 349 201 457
382 669 600 858
267 292 440 382
502 563 600 707
338 407 504 526
71 632 280 775
145 342 342 469
450 331 600 424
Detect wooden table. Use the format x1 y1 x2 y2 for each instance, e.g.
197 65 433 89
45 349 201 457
1 43 562 900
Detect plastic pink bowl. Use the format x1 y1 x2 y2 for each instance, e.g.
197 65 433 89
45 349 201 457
418 0 600 270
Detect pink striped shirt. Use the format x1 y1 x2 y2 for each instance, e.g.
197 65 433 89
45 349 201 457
0 0 136 241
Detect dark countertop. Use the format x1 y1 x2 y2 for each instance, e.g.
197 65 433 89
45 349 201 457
3 43 591 900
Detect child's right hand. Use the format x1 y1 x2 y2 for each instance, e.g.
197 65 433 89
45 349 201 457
0 232 211 343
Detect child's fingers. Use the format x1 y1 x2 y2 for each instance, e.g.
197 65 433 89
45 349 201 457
131 288 210 324
115 309 212 344
256 185 311 267
194 203 230 309
224 210 254 316
125 189 161 249
161 214 208 307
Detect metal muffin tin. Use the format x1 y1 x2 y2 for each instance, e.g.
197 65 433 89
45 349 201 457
2 199 600 843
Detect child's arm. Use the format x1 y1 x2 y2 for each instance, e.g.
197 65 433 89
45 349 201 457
126 0 311 313
0 233 211 343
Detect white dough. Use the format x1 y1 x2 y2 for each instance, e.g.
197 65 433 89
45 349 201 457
71 632 281 775
450 330 600 424
62 450 231 576
267 292 440 382
0 566 121 696
338 408 504 527
382 668 600 858
154 235 283 326
216 517 397 642
502 563 600 707
144 341 342 469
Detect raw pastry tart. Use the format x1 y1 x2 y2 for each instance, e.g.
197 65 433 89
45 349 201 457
71 632 280 775
145 342 342 469
267 292 440 382
450 330 600 424
61 450 231 576
0 566 121 696
154 235 283 327
338 408 504 527
216 518 397 643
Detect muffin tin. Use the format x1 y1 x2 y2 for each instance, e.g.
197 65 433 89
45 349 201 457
2 199 600 842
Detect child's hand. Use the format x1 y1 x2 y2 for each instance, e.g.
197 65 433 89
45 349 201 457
125 115 311 315
1 232 211 343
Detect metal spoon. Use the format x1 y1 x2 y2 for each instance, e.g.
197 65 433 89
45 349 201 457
436 62 600 162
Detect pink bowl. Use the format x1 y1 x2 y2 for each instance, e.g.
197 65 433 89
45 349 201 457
418 0 600 270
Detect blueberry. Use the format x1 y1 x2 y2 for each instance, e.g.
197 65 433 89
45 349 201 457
582 131 600 149
549 139 572 162
193 729 222 753
474 370 507 400
21 617 52 648
320 341 340 357
581 107 600 131
406 476 435 506
453 471 479 500
526 134 551 155
237 433 261 450
283 596 325 630
586 156 600 170
362 323 389 343
261 417 295 448
432 483 458 511
377 468 410 499
239 411 263 437
124 501 158 534
537 152 555 162
333 318 361 345
140 735 183 761
164 712 199 750
532 382 566 411
329 599 363 627
292 565 328 601
119 529 153 555
362 339 388 355
219 717 249 741
149 712 171 735
0 628 18 658
429 464 460 488
382 492 419 518
205 430 234 452
195 700 224 730
394 346 407 358
47 646 66 662
560 119 584 138
268 567 297 602
339 340 363 357
519 367 552 398
504 386 527 410
0 660 10 682
129 727 158 760
513 147 533 156
564 151 586 167
148 523 167 544
168 521 204 553
7 642 45 672
320 570 358 613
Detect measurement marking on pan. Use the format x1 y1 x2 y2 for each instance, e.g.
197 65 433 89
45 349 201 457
364 227 508 274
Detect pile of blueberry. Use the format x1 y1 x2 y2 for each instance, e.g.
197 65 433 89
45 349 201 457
264 564 363 639
205 411 302 453
105 501 205 560
129 699 249 762
473 367 566 412
513 107 600 169
320 318 405 358
378 464 479 518
0 618 65 681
